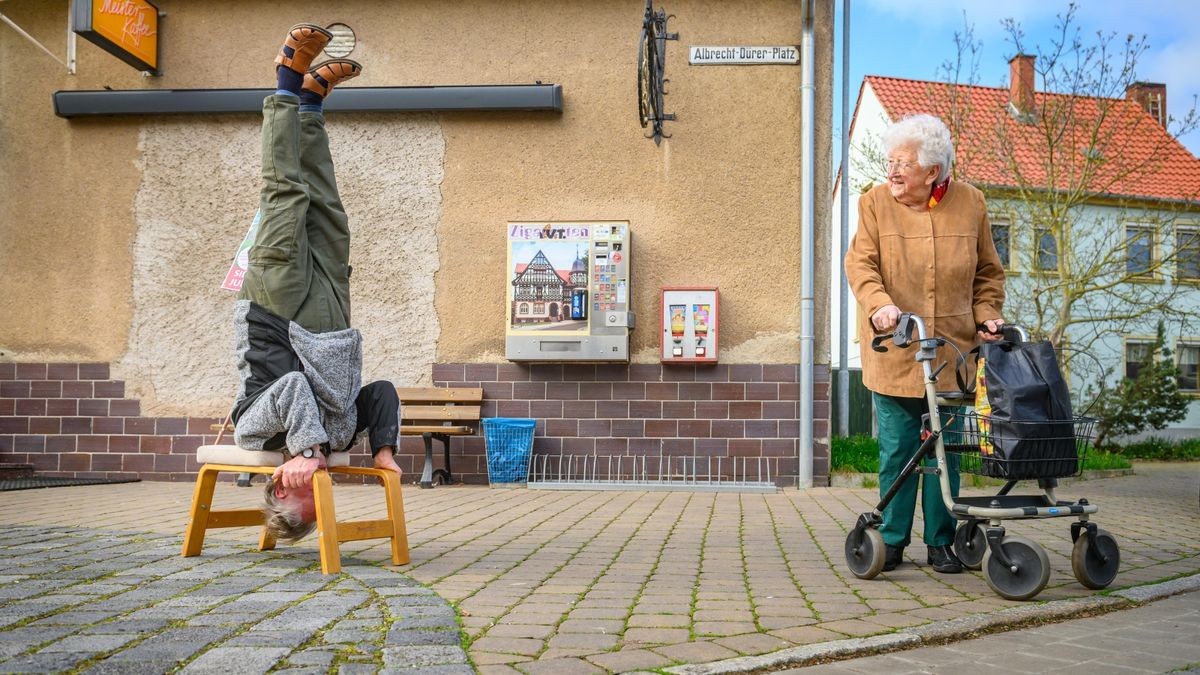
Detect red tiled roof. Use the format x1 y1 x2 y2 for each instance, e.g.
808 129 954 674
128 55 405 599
864 75 1200 203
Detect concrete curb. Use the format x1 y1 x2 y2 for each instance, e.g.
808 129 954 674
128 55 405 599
660 573 1200 675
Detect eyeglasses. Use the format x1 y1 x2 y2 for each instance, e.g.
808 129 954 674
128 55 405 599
882 159 919 173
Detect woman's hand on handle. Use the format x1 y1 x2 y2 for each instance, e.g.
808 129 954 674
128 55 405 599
871 305 902 333
977 318 1006 343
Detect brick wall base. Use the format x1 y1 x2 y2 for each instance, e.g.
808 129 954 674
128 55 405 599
0 361 831 487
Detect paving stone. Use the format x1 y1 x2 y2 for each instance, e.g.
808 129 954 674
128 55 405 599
27 609 123 626
623 627 692 645
390 614 458 631
480 623 556 640
382 645 469 669
0 651 89 673
387 629 461 646
519 656 605 674
37 633 139 653
283 648 339 668
0 625 77 658
465 636 544 657
179 646 291 673
652 639 740 664
79 619 173 635
223 630 312 649
586 647 677 672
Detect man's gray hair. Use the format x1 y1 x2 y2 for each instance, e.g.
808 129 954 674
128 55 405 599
262 479 316 544
883 114 955 182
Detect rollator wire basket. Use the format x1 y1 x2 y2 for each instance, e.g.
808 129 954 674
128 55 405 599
482 418 536 484
937 411 1097 480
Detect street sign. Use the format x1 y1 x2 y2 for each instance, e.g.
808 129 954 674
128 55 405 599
688 45 799 65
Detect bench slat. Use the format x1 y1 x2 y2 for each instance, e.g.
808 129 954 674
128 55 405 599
400 425 474 435
400 405 481 422
395 387 483 403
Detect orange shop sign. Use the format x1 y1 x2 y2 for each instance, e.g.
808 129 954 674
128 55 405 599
73 0 160 74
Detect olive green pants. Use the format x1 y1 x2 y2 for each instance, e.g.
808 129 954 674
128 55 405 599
873 393 961 548
238 95 352 334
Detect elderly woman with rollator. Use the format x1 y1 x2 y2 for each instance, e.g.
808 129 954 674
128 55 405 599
845 114 1007 574
231 24 401 544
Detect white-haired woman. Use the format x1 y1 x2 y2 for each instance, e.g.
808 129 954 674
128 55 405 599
845 114 1007 574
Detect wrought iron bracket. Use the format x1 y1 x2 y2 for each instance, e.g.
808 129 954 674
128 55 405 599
637 0 677 145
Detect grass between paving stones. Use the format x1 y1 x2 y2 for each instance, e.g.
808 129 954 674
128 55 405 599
762 497 822 622
2 537 213 667
736 494 766 635
688 491 718 642
613 492 694 653
523 490 674 660
275 584 385 672
418 491 601 667
63 552 308 673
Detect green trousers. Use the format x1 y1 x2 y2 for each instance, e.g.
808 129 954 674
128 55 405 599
238 95 352 334
873 393 960 548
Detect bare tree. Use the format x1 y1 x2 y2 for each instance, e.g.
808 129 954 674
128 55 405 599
992 6 1199 352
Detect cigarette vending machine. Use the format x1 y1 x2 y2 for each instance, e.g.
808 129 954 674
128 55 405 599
506 221 634 362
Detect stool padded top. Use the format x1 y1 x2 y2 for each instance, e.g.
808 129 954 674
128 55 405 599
197 445 350 467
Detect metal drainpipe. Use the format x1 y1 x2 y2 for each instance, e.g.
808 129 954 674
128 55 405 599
798 0 815 488
838 0 850 438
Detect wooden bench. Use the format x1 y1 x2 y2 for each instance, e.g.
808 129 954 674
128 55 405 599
397 386 483 489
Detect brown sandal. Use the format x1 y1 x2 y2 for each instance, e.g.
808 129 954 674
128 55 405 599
303 59 362 98
275 24 332 74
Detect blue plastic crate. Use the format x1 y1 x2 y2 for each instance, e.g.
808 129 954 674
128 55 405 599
482 418 536 484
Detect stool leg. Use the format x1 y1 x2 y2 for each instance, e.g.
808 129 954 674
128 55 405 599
182 466 219 557
258 527 277 551
380 471 411 565
312 470 341 575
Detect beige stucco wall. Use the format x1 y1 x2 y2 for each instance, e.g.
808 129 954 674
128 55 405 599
0 0 834 414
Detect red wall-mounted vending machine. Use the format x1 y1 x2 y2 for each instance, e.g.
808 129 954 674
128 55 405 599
660 287 718 364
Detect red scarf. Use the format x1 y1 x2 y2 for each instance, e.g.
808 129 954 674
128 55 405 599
928 177 950 209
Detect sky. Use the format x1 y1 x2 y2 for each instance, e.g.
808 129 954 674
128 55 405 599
834 0 1200 157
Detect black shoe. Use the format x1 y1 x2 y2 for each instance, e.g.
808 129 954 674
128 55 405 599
927 545 964 574
883 544 904 571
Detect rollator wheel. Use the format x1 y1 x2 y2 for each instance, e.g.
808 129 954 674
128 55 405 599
844 527 886 579
1071 528 1119 590
953 521 987 571
982 535 1050 601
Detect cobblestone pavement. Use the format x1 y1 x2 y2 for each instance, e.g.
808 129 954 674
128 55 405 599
0 462 1196 673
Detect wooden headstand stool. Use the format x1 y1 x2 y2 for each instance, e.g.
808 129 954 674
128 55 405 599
182 442 409 575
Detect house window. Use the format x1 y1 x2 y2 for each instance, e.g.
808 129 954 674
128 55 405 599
1124 340 1153 380
991 219 1012 269
1125 224 1155 276
1177 342 1200 392
1178 227 1200 281
519 303 529 315
1035 228 1058 271
534 302 545 313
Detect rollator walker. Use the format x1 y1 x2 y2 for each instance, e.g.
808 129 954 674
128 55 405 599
843 312 1120 600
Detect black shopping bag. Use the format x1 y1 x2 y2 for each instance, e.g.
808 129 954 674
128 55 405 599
976 340 1077 479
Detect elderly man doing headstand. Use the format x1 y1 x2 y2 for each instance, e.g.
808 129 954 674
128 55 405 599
232 24 400 544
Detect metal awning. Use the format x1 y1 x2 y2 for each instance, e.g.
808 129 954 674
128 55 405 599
53 84 563 118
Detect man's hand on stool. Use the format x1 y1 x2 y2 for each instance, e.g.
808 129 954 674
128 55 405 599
273 447 326 489
373 446 402 478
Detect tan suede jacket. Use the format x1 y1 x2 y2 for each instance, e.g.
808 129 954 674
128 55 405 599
845 181 1006 398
